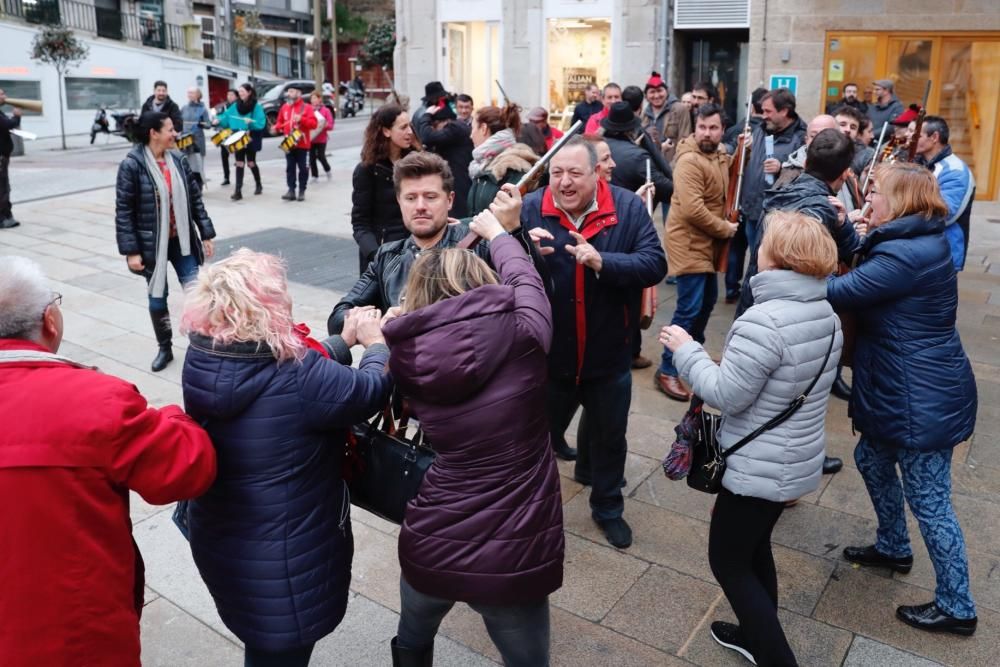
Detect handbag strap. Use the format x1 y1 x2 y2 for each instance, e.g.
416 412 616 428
721 323 837 459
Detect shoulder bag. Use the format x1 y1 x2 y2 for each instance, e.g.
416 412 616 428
347 405 436 524
680 326 837 494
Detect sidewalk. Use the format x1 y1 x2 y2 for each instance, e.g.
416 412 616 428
2 148 999 665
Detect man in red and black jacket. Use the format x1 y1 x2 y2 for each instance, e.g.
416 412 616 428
274 86 318 201
520 135 666 550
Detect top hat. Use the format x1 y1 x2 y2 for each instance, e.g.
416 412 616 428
601 101 641 135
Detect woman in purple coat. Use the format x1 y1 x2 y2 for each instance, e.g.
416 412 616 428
381 205 564 667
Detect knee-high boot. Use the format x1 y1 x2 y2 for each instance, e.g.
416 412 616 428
231 167 244 200
391 637 433 667
150 309 174 372
251 165 262 195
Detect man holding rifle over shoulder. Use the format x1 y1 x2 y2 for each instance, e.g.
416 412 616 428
654 104 741 402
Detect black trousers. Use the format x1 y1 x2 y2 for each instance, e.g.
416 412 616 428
219 146 230 180
285 147 309 192
0 153 12 221
547 370 631 521
708 489 798 667
309 142 331 176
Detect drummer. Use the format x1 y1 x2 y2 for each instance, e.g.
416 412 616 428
180 87 212 191
218 83 267 201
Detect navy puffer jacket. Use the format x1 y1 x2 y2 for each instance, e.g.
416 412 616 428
826 213 977 450
182 335 392 651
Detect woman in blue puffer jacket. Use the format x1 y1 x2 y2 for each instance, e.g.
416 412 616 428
179 249 393 666
828 162 978 637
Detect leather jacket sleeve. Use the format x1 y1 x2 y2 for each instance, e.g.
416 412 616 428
327 255 384 335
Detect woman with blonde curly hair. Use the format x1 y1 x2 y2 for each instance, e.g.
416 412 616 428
179 248 392 667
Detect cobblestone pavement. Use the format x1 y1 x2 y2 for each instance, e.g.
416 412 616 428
3 145 1000 666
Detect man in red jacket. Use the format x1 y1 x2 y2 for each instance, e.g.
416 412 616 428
0 256 217 667
274 85 318 201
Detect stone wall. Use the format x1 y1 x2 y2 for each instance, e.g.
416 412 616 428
747 0 1000 116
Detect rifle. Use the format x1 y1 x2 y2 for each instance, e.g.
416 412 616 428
718 93 753 271
640 159 657 328
496 80 510 106
457 119 585 250
906 81 932 162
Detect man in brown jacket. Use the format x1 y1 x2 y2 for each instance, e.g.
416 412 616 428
655 104 739 401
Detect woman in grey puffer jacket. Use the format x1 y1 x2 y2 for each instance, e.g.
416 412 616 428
661 211 842 667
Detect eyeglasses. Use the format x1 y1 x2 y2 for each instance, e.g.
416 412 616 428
50 292 63 307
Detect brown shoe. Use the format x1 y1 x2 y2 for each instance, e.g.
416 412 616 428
631 355 653 369
654 370 691 401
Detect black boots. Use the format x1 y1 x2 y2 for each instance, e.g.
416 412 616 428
150 309 174 372
297 189 306 202
251 165 262 195
390 637 433 667
282 189 296 201
231 167 244 201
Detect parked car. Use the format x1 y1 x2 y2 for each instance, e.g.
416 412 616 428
258 80 337 135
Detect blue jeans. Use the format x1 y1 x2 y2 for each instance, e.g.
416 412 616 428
659 273 718 377
854 437 976 619
286 147 309 192
548 370 631 521
397 576 550 667
146 236 200 311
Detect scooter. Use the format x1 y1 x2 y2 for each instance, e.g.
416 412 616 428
338 81 364 118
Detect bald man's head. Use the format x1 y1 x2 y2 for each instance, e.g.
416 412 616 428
806 115 839 145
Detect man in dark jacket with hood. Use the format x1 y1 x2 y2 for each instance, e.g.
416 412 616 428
140 81 183 135
736 129 860 476
738 88 807 252
521 136 667 550
602 101 673 206
0 87 22 229
413 96 473 218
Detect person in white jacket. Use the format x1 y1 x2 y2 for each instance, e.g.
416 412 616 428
661 210 843 667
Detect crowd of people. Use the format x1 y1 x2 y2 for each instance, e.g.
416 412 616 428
0 69 984 667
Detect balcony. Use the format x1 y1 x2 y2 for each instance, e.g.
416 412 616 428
1 0 310 79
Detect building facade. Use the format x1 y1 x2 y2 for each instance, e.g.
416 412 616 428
0 0 315 139
394 0 660 126
396 0 1000 199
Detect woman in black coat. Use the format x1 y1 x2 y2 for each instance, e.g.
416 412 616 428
351 104 421 274
180 249 393 667
413 100 473 218
115 111 216 372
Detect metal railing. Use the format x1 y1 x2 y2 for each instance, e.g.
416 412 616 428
1 0 310 81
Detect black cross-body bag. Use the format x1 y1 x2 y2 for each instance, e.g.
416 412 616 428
687 327 837 494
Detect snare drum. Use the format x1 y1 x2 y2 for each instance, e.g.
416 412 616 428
224 130 250 154
176 132 196 154
211 128 233 146
279 129 303 153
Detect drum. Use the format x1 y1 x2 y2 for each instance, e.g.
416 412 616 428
279 129 303 153
176 132 196 154
224 130 250 154
211 128 233 146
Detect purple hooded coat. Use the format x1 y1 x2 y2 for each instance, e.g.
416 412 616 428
381 234 565 606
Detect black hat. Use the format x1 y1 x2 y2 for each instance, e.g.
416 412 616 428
601 101 641 135
423 81 448 104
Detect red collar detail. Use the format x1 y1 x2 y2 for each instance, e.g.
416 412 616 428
541 178 618 237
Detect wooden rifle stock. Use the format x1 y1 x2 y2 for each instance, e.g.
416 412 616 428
718 94 753 271
906 80 932 163
457 119 585 250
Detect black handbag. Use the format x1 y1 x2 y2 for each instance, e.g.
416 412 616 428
347 406 435 525
686 327 837 494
